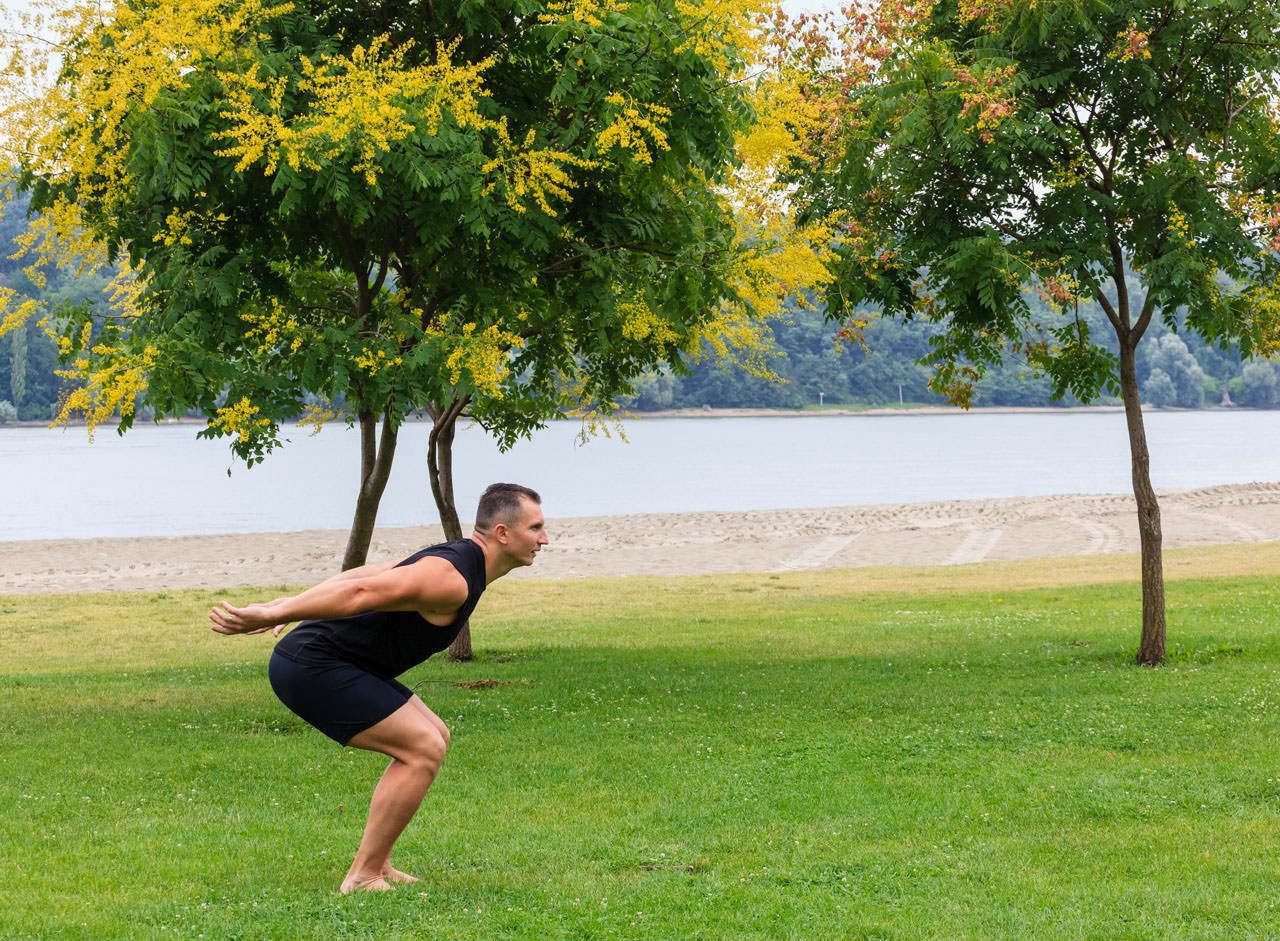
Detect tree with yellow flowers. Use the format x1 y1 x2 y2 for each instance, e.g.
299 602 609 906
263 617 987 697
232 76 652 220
2 0 831 658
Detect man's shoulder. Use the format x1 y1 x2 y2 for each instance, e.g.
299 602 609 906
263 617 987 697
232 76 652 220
398 553 469 604
401 538 481 565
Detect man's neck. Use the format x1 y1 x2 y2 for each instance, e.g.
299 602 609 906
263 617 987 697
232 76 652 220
470 531 516 584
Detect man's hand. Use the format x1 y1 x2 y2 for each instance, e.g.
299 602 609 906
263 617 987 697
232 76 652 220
209 599 293 637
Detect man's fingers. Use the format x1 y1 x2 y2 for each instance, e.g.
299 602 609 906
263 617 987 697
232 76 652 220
210 603 249 634
210 600 285 637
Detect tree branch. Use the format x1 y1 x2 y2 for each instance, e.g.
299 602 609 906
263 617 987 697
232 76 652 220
1095 286 1123 334
1132 285 1158 343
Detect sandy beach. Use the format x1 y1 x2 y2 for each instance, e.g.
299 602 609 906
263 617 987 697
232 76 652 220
4 482 1280 594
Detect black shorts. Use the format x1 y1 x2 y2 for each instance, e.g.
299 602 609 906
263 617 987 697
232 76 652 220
268 647 414 746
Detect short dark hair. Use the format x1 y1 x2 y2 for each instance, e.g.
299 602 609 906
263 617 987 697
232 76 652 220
475 483 541 532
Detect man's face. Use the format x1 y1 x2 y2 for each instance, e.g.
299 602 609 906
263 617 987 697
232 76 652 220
503 497 549 566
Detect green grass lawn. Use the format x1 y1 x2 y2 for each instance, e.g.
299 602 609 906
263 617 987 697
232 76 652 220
3 554 1280 940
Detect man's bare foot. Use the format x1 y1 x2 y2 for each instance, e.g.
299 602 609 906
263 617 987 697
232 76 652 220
382 866 420 885
340 874 394 894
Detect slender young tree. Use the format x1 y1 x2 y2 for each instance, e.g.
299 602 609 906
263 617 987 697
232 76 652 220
8 319 25 410
785 0 1280 664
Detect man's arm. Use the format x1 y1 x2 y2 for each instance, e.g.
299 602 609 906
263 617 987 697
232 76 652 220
230 564 399 633
209 556 468 636
313 561 399 584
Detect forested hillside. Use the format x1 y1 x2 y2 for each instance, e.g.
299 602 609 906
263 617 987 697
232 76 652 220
3 190 1278 422
623 297 1275 412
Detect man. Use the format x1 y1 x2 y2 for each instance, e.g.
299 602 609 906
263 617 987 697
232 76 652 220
210 482 548 893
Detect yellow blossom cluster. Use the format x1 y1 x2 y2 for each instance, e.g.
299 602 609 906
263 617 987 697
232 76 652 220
354 346 404 376
482 120 595 216
594 93 673 166
441 321 525 397
155 208 199 248
538 0 628 29
240 300 307 356
1047 154 1093 189
732 69 822 219
211 396 273 444
1112 25 1152 61
0 192 135 398
55 330 156 434
618 299 680 348
565 389 629 443
297 399 342 434
0 292 39 338
104 261 143 322
216 38 493 187
1166 203 1195 250
740 214 835 311
687 302 778 380
9 200 108 292
672 0 767 71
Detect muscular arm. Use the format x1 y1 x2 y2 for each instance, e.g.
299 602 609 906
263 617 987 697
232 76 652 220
209 556 468 636
313 560 398 584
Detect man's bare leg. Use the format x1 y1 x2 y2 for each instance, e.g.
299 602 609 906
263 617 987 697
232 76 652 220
341 695 449 894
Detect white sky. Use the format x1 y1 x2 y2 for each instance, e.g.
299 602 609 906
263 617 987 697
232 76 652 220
783 0 840 14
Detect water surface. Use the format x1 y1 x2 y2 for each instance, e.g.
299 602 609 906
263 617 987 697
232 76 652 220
2 410 1276 539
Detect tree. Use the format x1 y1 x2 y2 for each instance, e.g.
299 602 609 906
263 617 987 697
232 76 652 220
8 318 25 409
3 0 828 658
1143 368 1178 408
787 0 1280 664
1239 358 1280 407
1142 332 1205 407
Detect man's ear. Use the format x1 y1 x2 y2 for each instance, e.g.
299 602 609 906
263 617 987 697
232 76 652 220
492 520 511 543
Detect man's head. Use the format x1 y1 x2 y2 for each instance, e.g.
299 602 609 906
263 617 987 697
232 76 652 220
475 483 541 532
475 483 547 568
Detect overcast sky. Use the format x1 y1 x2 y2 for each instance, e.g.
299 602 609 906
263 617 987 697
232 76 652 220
783 0 840 14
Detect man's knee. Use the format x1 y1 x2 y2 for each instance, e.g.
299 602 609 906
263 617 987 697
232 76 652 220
405 696 450 752
405 725 448 771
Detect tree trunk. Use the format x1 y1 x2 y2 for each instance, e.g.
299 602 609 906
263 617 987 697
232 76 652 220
1118 340 1166 665
428 408 464 541
341 409 399 570
426 396 474 661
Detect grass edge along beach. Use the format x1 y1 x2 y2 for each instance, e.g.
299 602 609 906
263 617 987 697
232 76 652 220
3 545 1280 940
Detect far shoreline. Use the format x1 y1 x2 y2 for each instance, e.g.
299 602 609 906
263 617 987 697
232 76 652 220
6 401 1256 430
627 404 1130 419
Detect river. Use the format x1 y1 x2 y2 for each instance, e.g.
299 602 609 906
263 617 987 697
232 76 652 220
2 409 1277 540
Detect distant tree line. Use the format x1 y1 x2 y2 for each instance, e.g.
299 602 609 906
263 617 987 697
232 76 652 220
623 293 1279 412
4 187 1279 424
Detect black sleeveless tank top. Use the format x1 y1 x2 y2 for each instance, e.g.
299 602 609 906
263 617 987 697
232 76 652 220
273 539 487 678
